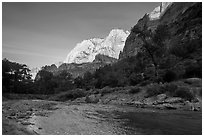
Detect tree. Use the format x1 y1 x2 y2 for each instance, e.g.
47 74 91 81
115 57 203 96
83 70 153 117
38 69 53 81
2 58 33 94
35 69 56 94
55 70 74 91
83 71 95 90
2 59 12 93
129 72 143 85
74 76 84 88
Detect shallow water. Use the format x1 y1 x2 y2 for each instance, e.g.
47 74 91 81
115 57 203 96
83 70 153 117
99 109 202 135
25 103 202 135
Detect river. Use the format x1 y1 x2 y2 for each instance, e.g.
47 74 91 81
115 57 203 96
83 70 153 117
26 103 202 135
3 100 202 135
98 109 202 135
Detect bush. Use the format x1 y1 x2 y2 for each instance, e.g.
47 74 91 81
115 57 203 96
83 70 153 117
129 87 141 94
129 73 143 85
162 70 178 82
184 62 202 78
174 87 194 101
49 89 87 101
199 88 202 97
100 87 114 96
2 86 8 94
161 83 178 95
71 89 87 99
146 83 165 97
139 80 151 87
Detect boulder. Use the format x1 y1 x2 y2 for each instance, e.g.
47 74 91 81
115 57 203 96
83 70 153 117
21 121 35 125
74 97 86 103
85 95 100 103
164 97 184 104
143 97 156 105
156 94 167 101
163 103 177 109
153 96 184 105
126 101 144 107
155 103 177 110
190 87 202 97
184 101 201 111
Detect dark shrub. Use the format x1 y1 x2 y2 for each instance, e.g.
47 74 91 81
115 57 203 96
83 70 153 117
129 73 143 86
71 89 87 99
129 87 141 94
184 62 202 78
2 86 8 94
139 80 151 87
146 83 164 97
199 88 202 97
161 83 178 95
174 87 194 101
100 87 114 96
163 70 178 82
49 89 87 101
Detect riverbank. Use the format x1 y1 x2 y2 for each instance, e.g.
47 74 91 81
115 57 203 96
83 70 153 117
50 78 202 111
3 78 202 111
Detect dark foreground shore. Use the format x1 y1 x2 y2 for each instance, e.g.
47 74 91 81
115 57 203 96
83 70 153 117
2 99 202 135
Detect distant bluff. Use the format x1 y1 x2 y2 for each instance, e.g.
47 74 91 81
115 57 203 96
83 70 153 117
64 29 129 64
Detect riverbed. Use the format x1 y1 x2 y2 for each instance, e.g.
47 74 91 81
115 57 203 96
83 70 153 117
2 100 202 135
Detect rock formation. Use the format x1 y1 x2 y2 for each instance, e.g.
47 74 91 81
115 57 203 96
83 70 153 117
119 2 201 59
65 29 129 64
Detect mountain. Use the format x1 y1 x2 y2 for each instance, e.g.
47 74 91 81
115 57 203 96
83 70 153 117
55 61 63 68
57 62 105 78
65 29 129 64
87 2 201 88
119 2 201 59
30 67 40 80
148 2 173 21
93 54 117 64
37 2 201 80
37 54 117 78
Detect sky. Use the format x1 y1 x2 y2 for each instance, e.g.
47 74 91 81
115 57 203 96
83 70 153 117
2 2 159 68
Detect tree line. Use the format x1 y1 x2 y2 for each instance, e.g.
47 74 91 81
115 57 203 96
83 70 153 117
2 23 201 95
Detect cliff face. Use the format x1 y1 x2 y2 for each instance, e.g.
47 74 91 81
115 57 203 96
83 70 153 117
37 55 117 79
119 2 201 59
93 54 117 64
56 63 104 78
65 29 129 64
148 2 173 21
37 29 129 78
